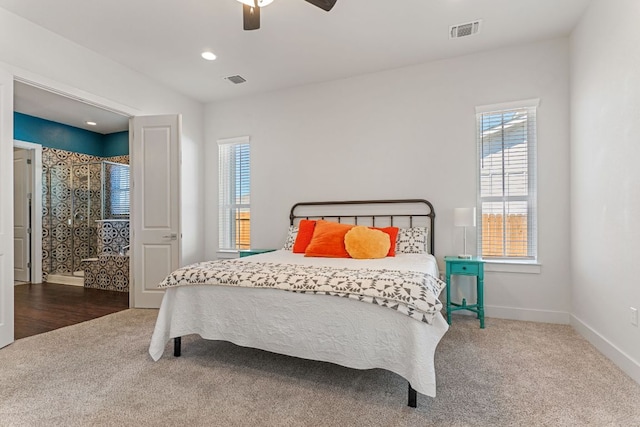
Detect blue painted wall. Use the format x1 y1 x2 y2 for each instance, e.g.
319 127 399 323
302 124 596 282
14 112 129 157
103 131 129 157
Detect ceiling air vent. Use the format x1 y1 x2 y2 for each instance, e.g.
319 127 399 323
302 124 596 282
225 75 247 84
450 20 481 39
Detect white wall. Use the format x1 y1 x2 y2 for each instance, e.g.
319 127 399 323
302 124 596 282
570 0 640 382
205 38 572 322
0 8 205 266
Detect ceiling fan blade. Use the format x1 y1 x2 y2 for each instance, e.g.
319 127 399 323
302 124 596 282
243 3 260 30
303 0 337 12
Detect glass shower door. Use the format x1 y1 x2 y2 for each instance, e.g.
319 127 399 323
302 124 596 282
70 162 102 273
48 162 103 276
48 164 72 276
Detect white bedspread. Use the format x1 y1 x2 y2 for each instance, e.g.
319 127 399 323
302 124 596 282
242 250 440 274
148 251 448 397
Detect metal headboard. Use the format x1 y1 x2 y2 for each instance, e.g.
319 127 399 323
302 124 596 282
289 199 436 255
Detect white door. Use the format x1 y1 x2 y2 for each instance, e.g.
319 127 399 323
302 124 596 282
131 115 181 308
13 148 31 282
0 69 14 349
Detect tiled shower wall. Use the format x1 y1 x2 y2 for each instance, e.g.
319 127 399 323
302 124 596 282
96 220 130 255
42 147 129 280
82 220 130 293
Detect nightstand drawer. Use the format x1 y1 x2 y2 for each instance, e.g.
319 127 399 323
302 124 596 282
449 263 479 276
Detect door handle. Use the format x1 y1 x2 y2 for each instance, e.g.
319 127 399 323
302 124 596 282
162 233 178 240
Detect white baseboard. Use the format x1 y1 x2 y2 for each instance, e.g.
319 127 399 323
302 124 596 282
485 305 571 324
46 274 84 287
465 305 639 386
571 315 640 385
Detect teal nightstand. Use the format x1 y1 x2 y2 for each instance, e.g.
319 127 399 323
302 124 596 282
444 256 485 328
239 249 276 258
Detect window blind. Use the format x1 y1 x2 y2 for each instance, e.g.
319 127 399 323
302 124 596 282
218 137 251 250
108 163 130 218
476 101 538 260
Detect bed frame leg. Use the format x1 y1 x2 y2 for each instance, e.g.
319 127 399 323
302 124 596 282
174 337 181 357
408 383 417 408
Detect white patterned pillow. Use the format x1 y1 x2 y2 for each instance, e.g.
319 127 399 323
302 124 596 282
282 225 299 251
395 227 429 254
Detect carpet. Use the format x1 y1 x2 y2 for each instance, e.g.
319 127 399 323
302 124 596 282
1 309 639 426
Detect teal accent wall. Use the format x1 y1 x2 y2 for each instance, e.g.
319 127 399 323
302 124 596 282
14 112 129 157
103 131 129 157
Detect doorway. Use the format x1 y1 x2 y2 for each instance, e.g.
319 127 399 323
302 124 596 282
12 80 132 337
14 81 130 284
12 142 42 285
3 74 182 349
13 147 31 283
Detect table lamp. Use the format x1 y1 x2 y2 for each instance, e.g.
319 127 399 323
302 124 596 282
454 207 476 259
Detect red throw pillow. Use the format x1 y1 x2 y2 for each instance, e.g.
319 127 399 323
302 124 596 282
372 226 400 257
292 219 317 253
304 220 355 258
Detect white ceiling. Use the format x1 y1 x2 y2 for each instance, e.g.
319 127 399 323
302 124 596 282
4 0 591 130
14 82 130 134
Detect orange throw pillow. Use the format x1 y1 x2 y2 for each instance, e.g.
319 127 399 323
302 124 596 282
344 226 390 259
292 219 317 253
304 220 355 258
372 226 399 257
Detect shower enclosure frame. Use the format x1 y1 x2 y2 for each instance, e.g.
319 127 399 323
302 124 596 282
47 160 129 277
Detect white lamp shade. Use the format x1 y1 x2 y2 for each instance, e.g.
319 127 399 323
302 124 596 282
454 207 476 227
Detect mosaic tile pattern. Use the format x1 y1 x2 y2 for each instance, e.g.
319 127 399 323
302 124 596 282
105 155 129 164
42 147 129 280
97 220 130 255
82 254 129 292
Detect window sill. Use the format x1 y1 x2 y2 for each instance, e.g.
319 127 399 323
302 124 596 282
216 250 239 259
483 260 541 274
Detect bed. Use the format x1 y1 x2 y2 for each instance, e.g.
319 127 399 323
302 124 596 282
148 199 448 407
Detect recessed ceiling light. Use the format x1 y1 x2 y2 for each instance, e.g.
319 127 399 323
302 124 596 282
86 121 97 126
201 51 217 61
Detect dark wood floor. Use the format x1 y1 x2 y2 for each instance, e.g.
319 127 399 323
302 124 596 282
14 282 130 340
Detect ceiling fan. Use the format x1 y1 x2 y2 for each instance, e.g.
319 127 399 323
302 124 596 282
237 0 337 30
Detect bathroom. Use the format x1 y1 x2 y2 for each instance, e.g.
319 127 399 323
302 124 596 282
14 109 131 293
46 158 131 291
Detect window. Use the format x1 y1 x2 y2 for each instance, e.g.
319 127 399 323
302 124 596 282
108 163 130 218
476 99 538 261
218 136 251 250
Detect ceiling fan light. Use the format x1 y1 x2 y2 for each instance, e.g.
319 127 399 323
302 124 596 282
237 0 274 7
201 51 217 61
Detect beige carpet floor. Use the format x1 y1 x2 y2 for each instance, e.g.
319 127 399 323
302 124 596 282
1 309 639 426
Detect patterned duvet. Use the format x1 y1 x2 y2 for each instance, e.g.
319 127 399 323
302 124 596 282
159 258 446 324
